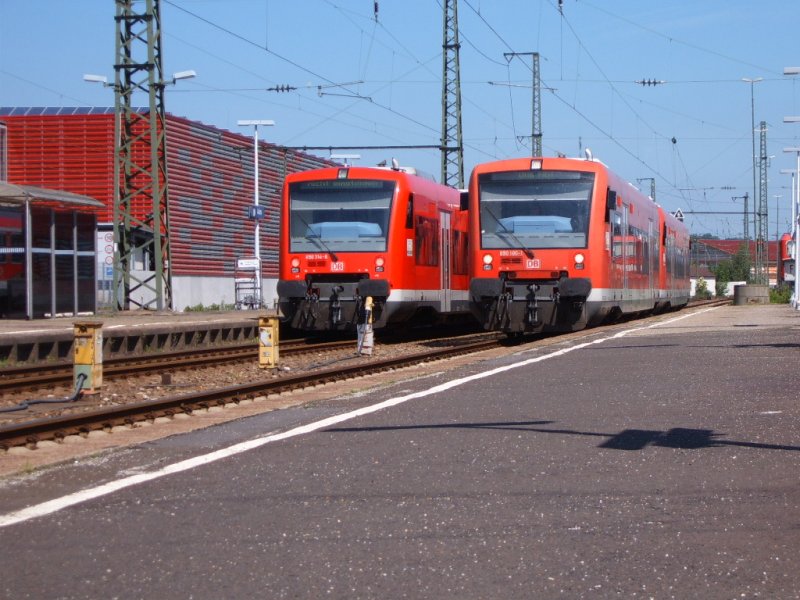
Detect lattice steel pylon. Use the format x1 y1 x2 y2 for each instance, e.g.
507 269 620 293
440 0 464 188
532 52 541 156
755 120 769 284
113 0 173 311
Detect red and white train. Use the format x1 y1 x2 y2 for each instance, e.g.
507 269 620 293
277 165 471 331
777 232 795 286
466 155 690 334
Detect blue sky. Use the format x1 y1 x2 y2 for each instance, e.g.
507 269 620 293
2 0 799 239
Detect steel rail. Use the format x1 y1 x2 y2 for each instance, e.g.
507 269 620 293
0 338 502 450
0 339 352 394
0 299 729 450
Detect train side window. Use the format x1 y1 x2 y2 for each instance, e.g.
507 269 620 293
415 214 439 266
605 189 617 222
405 194 414 229
452 229 468 275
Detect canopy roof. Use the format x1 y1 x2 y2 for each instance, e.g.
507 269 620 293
0 181 103 209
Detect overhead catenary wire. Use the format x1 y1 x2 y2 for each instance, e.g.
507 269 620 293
463 0 688 201
163 0 441 140
157 0 778 226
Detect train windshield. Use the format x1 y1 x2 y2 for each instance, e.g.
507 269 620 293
478 170 594 249
288 179 395 252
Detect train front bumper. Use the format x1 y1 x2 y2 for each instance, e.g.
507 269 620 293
469 276 591 333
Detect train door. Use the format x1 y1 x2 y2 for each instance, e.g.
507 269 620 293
648 219 655 297
440 210 451 311
621 204 629 293
611 205 629 298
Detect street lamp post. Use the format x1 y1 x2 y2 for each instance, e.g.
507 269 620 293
774 194 782 269
784 65 800 308
237 119 275 309
780 169 796 235
783 149 800 308
780 169 796 304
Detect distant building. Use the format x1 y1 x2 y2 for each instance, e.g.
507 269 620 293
691 238 779 285
0 108 335 311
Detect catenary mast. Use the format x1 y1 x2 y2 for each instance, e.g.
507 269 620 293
440 0 464 188
113 0 173 310
756 120 769 284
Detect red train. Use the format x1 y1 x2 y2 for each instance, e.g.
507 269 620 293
277 165 471 331
467 155 690 334
777 232 795 286
0 208 24 318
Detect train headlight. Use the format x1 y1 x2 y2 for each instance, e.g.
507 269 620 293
375 257 385 272
482 253 493 271
291 257 301 273
574 253 585 270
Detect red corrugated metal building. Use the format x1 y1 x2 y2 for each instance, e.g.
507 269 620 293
0 107 334 310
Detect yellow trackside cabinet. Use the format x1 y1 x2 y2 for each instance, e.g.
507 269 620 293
73 321 103 392
258 316 279 368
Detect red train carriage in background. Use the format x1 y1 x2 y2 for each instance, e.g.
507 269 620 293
0 208 24 318
277 165 470 331
777 232 795 286
467 154 690 334
659 208 691 308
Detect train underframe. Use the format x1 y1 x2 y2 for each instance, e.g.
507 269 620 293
277 277 474 332
469 275 592 334
277 277 391 332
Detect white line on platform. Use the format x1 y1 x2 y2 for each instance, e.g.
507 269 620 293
0 306 719 528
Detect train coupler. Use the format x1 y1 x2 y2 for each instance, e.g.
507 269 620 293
525 284 540 326
329 285 344 326
492 292 513 330
298 292 320 329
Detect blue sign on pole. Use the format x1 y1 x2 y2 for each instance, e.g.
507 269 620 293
248 205 266 220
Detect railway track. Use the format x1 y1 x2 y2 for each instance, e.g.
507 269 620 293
0 338 352 394
0 336 504 451
0 299 728 452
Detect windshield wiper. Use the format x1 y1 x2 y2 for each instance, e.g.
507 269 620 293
294 214 339 263
482 206 535 259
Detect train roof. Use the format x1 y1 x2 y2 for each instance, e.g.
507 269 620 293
285 164 441 185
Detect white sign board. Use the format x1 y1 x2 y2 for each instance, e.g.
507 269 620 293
237 258 261 270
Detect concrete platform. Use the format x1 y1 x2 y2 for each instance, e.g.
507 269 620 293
1 303 799 598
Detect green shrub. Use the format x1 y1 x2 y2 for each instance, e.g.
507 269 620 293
184 302 237 312
770 285 792 304
694 277 712 299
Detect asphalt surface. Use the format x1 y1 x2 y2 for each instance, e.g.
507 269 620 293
0 304 798 599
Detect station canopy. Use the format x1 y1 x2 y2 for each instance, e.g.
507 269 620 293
0 181 103 209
